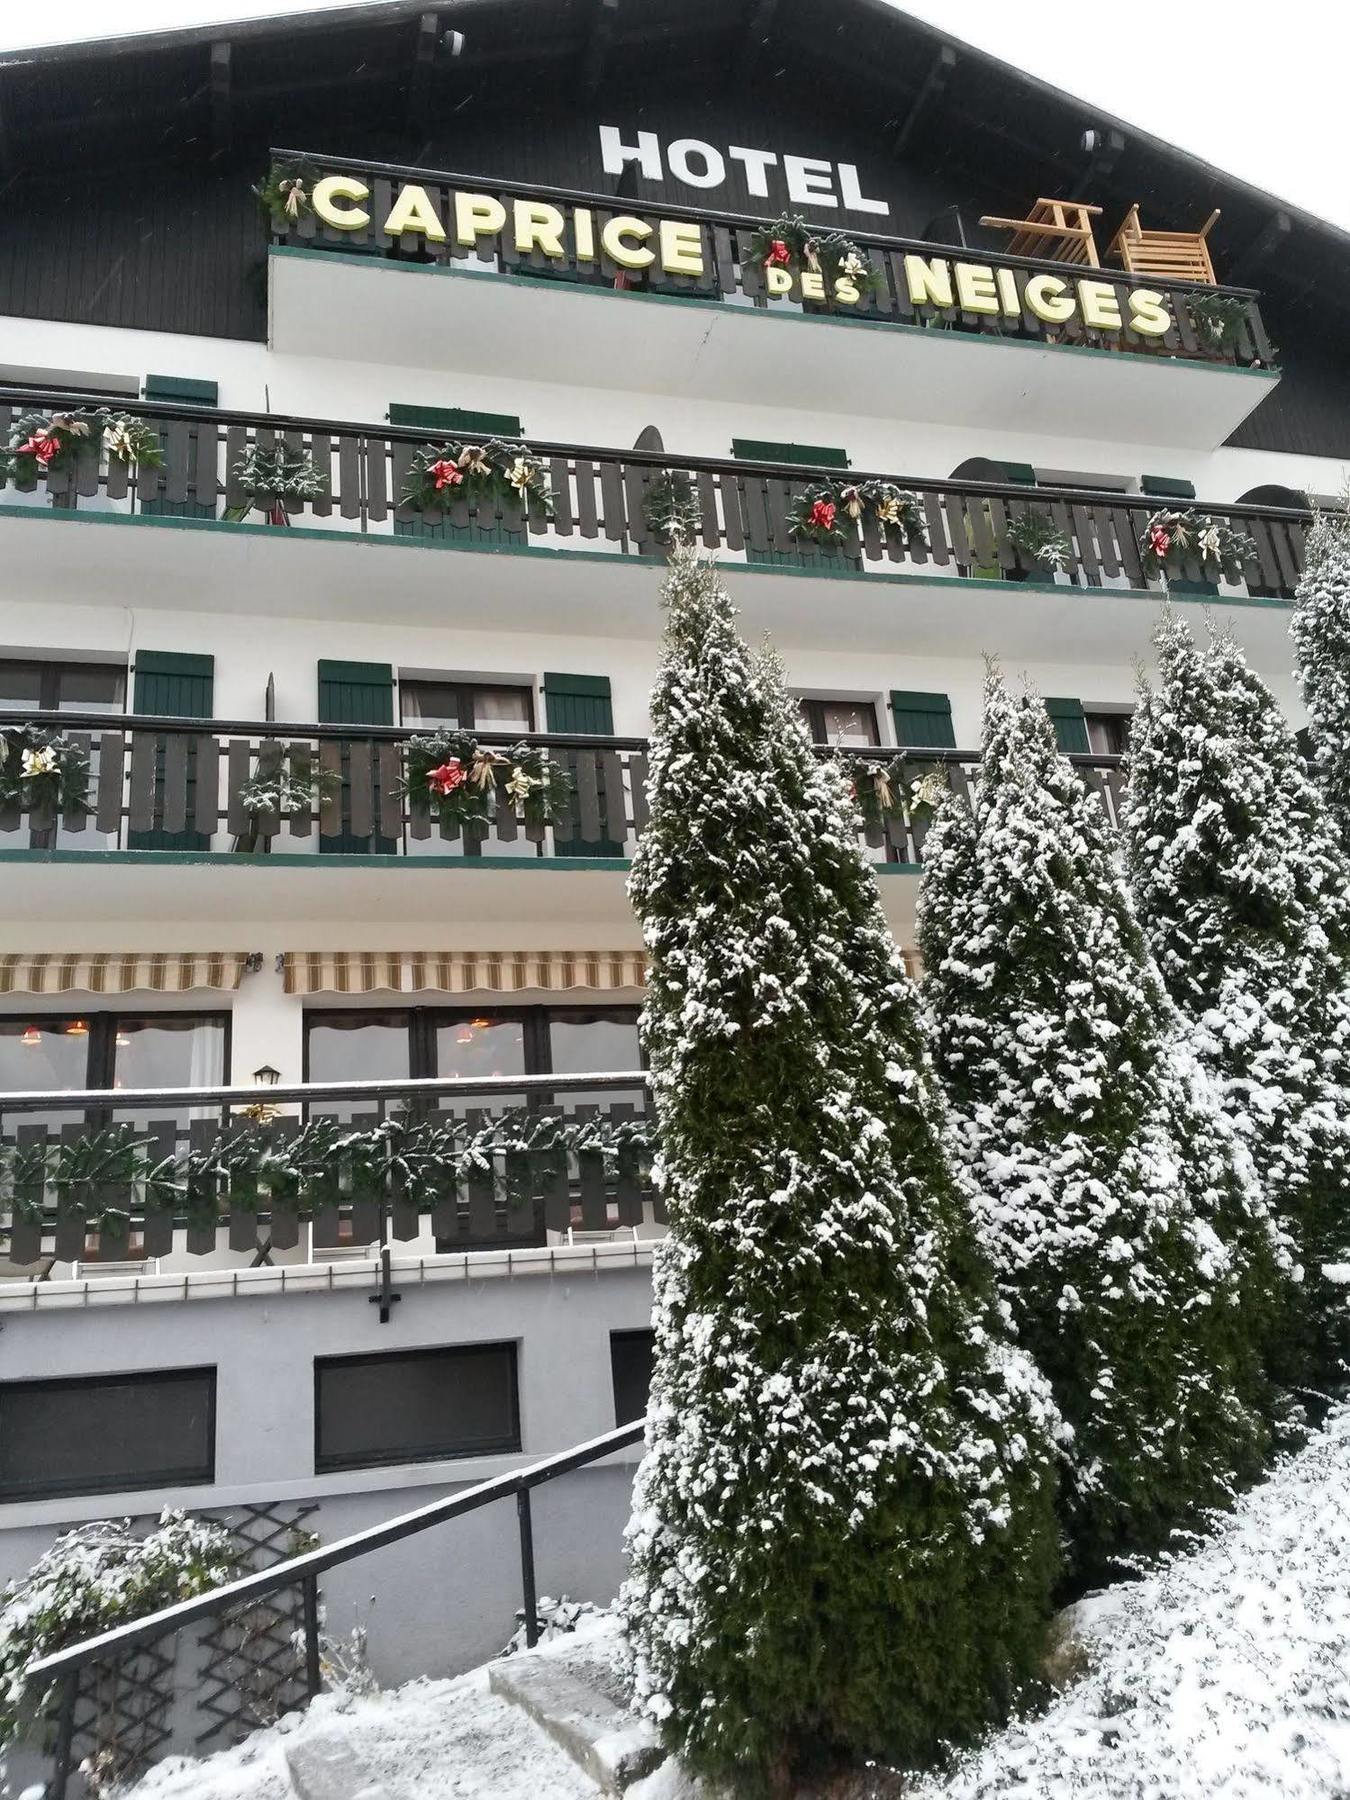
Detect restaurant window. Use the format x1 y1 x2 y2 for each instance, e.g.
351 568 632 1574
304 1006 640 1094
314 1343 520 1472
0 1013 228 1129
610 1329 655 1427
0 1367 215 1501
797 698 880 748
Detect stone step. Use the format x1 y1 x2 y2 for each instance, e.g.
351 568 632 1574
488 1653 663 1793
284 1727 393 1800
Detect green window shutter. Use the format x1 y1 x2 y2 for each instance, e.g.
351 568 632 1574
1140 474 1196 500
389 404 523 437
543 675 619 857
731 439 849 469
890 690 956 750
317 660 395 727
543 672 614 736
127 652 214 851
318 661 396 854
141 377 218 520
1045 696 1090 754
1003 462 1037 485
144 375 219 407
133 650 214 719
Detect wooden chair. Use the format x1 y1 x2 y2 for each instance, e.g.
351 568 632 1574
1108 205 1221 284
978 198 1103 267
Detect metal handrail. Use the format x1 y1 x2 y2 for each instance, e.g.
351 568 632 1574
271 145 1264 300
0 1069 652 1115
0 385 1316 522
0 709 650 751
26 1417 644 1684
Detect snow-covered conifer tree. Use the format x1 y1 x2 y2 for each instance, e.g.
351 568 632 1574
621 551 1062 1795
1125 612 1350 1381
918 666 1275 1582
1293 508 1350 844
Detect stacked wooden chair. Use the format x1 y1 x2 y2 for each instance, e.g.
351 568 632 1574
981 197 1223 285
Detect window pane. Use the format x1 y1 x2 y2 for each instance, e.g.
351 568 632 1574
315 1344 519 1471
471 686 532 732
0 1368 215 1500
435 1015 526 1080
548 1010 644 1116
1085 713 1129 756
305 1011 411 1120
400 683 459 730
112 1016 226 1128
0 1018 89 1129
611 1329 655 1426
817 702 879 747
0 661 43 708
55 664 126 711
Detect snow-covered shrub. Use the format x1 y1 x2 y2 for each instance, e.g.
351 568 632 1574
621 549 1062 1796
0 1511 233 1744
1125 613 1350 1383
918 667 1279 1584
1293 504 1350 848
499 1595 604 1658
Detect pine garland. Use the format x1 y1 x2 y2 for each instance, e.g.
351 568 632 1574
641 469 701 548
788 476 927 549
254 161 317 230
1139 508 1256 583
225 443 327 520
621 549 1061 1793
400 439 553 516
402 731 571 832
1124 612 1350 1383
0 726 90 815
747 213 873 293
918 666 1279 1581
1006 509 1072 575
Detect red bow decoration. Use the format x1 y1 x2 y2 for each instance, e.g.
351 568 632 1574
765 239 791 267
427 759 466 796
809 498 837 532
1149 525 1171 559
20 434 59 464
430 459 463 491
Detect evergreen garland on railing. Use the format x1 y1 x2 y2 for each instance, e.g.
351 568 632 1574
4 1108 653 1236
401 439 553 515
0 726 90 815
402 731 571 831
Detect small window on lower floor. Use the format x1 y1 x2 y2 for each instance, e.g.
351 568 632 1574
798 698 880 748
1084 709 1132 756
314 1343 520 1473
610 1328 655 1426
0 1367 215 1502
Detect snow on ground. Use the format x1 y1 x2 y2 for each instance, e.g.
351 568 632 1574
917 1401 1350 1799
127 1664 598 1800
125 1407 1350 1800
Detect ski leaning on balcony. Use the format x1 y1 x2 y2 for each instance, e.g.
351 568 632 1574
917 666 1278 1586
620 548 1062 1796
1293 506 1350 852
1125 613 1350 1385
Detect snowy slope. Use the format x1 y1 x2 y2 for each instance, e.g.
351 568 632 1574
920 1402 1350 1798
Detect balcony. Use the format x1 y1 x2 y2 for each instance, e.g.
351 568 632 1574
263 150 1279 445
0 389 1312 659
0 1071 655 1274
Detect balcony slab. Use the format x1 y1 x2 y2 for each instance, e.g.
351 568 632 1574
269 247 1279 452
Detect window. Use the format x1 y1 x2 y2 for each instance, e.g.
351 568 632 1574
304 1006 640 1092
314 1343 519 1472
611 1329 655 1426
0 658 126 849
400 679 534 733
1084 710 1131 757
798 698 880 748
0 1368 215 1501
0 1013 228 1128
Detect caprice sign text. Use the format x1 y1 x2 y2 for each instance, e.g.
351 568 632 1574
305 175 1176 331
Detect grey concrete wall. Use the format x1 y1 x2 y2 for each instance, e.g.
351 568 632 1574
0 1262 653 1703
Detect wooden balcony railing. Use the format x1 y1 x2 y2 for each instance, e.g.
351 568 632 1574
0 714 1126 865
0 388 1312 598
266 148 1277 371
0 1071 654 1267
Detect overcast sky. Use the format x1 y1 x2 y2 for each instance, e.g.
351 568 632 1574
2 0 1341 232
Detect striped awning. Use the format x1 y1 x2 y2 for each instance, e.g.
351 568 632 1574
0 952 253 996
282 949 648 997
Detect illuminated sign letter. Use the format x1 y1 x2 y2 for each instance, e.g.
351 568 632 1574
1077 278 1122 331
383 184 446 243
312 175 370 231
513 199 566 258
1024 273 1075 324
904 254 954 309
600 215 655 269
1128 288 1173 337
454 192 508 247
955 263 1000 315
659 219 705 277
